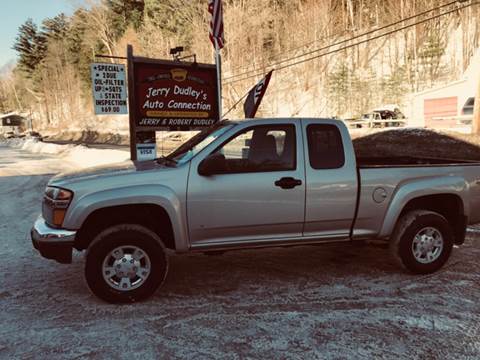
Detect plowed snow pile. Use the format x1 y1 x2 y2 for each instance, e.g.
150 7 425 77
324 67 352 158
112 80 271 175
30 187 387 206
352 127 480 161
5 138 129 168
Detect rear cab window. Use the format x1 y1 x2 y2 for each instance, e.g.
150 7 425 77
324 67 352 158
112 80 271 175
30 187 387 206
306 124 345 169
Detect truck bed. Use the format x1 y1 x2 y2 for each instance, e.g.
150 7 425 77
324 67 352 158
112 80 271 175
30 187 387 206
353 159 480 240
357 156 480 168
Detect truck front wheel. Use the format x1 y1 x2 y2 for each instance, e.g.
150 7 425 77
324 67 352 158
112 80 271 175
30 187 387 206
390 210 453 274
85 224 168 303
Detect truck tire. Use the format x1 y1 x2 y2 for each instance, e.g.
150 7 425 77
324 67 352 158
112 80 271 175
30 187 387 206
389 210 453 274
85 224 168 303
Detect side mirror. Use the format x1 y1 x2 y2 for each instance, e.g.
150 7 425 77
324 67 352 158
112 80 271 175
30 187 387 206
198 153 226 176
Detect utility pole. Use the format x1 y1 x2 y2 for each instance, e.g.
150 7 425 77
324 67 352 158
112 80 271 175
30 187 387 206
127 44 137 160
473 74 480 134
214 41 222 119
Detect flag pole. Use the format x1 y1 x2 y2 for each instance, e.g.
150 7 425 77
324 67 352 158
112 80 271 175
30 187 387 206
215 40 222 119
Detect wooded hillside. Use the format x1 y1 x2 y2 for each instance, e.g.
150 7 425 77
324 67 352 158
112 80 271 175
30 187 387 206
1 0 479 131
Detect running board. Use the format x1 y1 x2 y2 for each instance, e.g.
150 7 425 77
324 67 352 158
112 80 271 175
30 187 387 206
190 234 352 252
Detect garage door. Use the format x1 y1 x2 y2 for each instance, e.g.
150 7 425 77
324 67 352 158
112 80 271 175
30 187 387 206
424 97 457 128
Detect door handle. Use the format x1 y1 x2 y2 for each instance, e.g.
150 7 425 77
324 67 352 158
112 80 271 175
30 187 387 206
275 177 302 189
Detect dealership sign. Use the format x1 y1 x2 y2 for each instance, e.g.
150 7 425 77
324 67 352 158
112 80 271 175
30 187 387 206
132 59 219 130
89 47 221 160
90 63 128 115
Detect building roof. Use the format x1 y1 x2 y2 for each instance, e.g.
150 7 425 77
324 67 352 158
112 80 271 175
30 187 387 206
0 112 18 119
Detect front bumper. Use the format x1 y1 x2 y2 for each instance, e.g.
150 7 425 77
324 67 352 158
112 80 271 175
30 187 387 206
31 216 76 264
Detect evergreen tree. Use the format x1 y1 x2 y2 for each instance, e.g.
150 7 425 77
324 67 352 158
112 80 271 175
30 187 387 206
327 63 350 117
419 32 446 87
381 67 407 105
143 0 202 50
65 9 97 89
12 19 46 76
106 0 145 33
42 13 68 41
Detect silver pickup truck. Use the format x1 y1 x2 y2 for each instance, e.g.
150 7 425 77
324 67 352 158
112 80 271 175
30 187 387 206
31 118 480 303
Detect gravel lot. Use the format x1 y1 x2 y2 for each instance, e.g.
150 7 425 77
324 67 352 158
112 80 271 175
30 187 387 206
1 142 480 359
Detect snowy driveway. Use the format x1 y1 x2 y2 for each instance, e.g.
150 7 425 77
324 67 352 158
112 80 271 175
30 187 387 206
1 143 480 359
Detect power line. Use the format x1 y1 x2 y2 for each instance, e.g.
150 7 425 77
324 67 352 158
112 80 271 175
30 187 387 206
224 16 341 75
224 0 465 83
224 0 460 81
224 0 478 86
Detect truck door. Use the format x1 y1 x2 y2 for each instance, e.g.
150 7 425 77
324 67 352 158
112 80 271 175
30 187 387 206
187 121 305 246
302 119 358 239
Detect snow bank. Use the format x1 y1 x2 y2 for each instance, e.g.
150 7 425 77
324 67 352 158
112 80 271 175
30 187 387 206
157 130 197 142
67 146 129 167
5 137 72 154
3 138 129 168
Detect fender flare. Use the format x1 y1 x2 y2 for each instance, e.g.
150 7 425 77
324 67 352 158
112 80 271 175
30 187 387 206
63 184 188 251
379 176 468 238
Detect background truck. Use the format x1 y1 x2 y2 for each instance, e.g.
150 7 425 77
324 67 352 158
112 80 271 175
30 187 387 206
32 118 480 303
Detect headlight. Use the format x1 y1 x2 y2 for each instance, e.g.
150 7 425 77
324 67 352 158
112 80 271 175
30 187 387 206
43 186 73 227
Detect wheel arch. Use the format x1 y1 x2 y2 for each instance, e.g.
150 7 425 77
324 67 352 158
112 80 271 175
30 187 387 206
382 192 466 245
74 203 177 251
64 185 189 252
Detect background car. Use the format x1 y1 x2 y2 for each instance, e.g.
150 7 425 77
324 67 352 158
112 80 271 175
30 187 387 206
4 131 15 139
24 131 43 141
461 97 475 115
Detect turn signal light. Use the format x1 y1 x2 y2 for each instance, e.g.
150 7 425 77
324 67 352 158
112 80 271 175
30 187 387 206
53 209 67 227
44 187 74 227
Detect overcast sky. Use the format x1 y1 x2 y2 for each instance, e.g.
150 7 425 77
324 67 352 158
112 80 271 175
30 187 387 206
0 1 80 69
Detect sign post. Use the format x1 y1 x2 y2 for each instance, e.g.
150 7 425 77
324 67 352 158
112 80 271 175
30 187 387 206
127 45 137 160
125 44 220 161
208 0 224 118
91 45 220 162
215 42 222 119
473 72 480 134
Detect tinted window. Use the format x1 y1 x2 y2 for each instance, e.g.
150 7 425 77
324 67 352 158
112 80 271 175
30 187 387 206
213 125 296 173
167 122 234 164
307 124 345 169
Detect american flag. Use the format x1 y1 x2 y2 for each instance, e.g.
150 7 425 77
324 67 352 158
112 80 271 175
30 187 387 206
208 0 225 50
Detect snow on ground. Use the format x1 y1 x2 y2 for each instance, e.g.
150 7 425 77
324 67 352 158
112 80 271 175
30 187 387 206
1 142 480 358
4 138 129 168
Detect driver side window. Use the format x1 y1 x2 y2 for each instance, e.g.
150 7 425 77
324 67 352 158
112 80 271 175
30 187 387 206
213 125 296 173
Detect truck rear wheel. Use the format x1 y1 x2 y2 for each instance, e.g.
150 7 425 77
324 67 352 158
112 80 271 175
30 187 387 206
85 224 168 303
389 210 453 274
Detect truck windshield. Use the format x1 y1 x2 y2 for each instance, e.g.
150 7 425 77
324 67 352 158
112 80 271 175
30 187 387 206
165 122 234 164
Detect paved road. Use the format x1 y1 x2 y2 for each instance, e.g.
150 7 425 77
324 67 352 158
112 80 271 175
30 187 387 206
1 143 480 359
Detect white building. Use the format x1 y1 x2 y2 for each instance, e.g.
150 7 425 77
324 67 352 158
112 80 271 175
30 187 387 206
0 112 26 134
408 49 479 129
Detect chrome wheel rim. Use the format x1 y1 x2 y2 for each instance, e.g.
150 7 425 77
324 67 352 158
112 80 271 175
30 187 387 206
412 227 444 264
102 245 151 291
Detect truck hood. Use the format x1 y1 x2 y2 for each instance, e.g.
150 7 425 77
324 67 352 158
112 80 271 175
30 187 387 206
49 160 162 186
